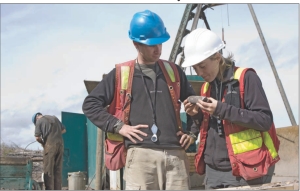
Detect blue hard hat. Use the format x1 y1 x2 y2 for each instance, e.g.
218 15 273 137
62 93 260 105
32 112 42 125
128 10 170 46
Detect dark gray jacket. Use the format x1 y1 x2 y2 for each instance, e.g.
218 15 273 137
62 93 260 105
82 61 196 149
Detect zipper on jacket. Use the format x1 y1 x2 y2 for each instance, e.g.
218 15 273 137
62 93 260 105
212 128 217 169
122 93 132 111
211 80 219 169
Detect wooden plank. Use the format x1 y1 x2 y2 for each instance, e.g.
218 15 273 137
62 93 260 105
0 165 28 178
187 153 196 173
0 178 27 189
31 157 43 162
272 125 299 182
0 157 29 165
84 80 100 94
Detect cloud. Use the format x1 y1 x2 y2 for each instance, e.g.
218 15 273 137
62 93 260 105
232 33 299 127
0 5 44 44
1 124 43 151
257 62 298 127
1 4 35 25
1 32 137 149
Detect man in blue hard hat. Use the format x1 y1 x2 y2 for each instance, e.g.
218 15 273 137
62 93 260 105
32 112 66 190
82 10 198 190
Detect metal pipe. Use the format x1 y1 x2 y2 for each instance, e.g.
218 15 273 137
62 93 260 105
191 4 202 31
248 4 297 126
178 4 203 67
178 51 185 68
169 4 194 63
201 9 210 30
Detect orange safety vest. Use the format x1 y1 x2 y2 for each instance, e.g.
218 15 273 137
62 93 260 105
194 67 280 180
107 59 183 141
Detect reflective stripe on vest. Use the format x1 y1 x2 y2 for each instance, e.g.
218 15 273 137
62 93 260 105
121 66 130 90
263 131 278 159
203 82 210 94
107 132 123 141
163 61 176 82
233 67 245 80
229 129 262 154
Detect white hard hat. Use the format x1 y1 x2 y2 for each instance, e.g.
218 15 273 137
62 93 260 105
182 28 225 68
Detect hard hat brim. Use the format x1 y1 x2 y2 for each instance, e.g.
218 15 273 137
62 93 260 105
182 44 225 68
130 32 170 46
182 55 208 68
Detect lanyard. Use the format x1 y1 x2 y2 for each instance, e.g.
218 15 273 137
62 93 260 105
137 60 159 142
214 79 223 136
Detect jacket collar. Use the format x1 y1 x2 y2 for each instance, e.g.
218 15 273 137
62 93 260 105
211 62 235 85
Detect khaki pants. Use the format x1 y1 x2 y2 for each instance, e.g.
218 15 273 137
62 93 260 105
124 147 190 190
43 142 64 190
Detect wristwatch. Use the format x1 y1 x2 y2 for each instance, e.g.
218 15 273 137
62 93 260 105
113 120 124 134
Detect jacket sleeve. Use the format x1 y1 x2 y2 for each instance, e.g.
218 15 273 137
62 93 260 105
34 119 46 138
214 70 273 131
34 123 42 137
175 65 201 137
82 68 120 133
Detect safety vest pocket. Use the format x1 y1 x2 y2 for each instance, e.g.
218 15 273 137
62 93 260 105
232 146 270 180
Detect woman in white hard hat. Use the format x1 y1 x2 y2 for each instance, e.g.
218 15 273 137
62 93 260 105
183 28 280 189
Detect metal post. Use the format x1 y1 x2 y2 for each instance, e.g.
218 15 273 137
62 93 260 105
95 128 104 189
191 4 202 31
109 170 122 190
169 4 195 63
178 4 203 67
200 8 210 30
248 4 297 126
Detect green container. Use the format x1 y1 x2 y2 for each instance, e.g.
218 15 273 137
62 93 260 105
86 118 98 189
62 112 88 187
62 111 105 189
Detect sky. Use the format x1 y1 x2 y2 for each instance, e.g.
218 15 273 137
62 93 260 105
1 3 299 150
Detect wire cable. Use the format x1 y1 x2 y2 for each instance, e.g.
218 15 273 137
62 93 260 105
227 4 230 26
86 173 96 190
24 141 37 151
221 5 224 28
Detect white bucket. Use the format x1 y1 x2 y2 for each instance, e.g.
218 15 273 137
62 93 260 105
68 171 87 190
